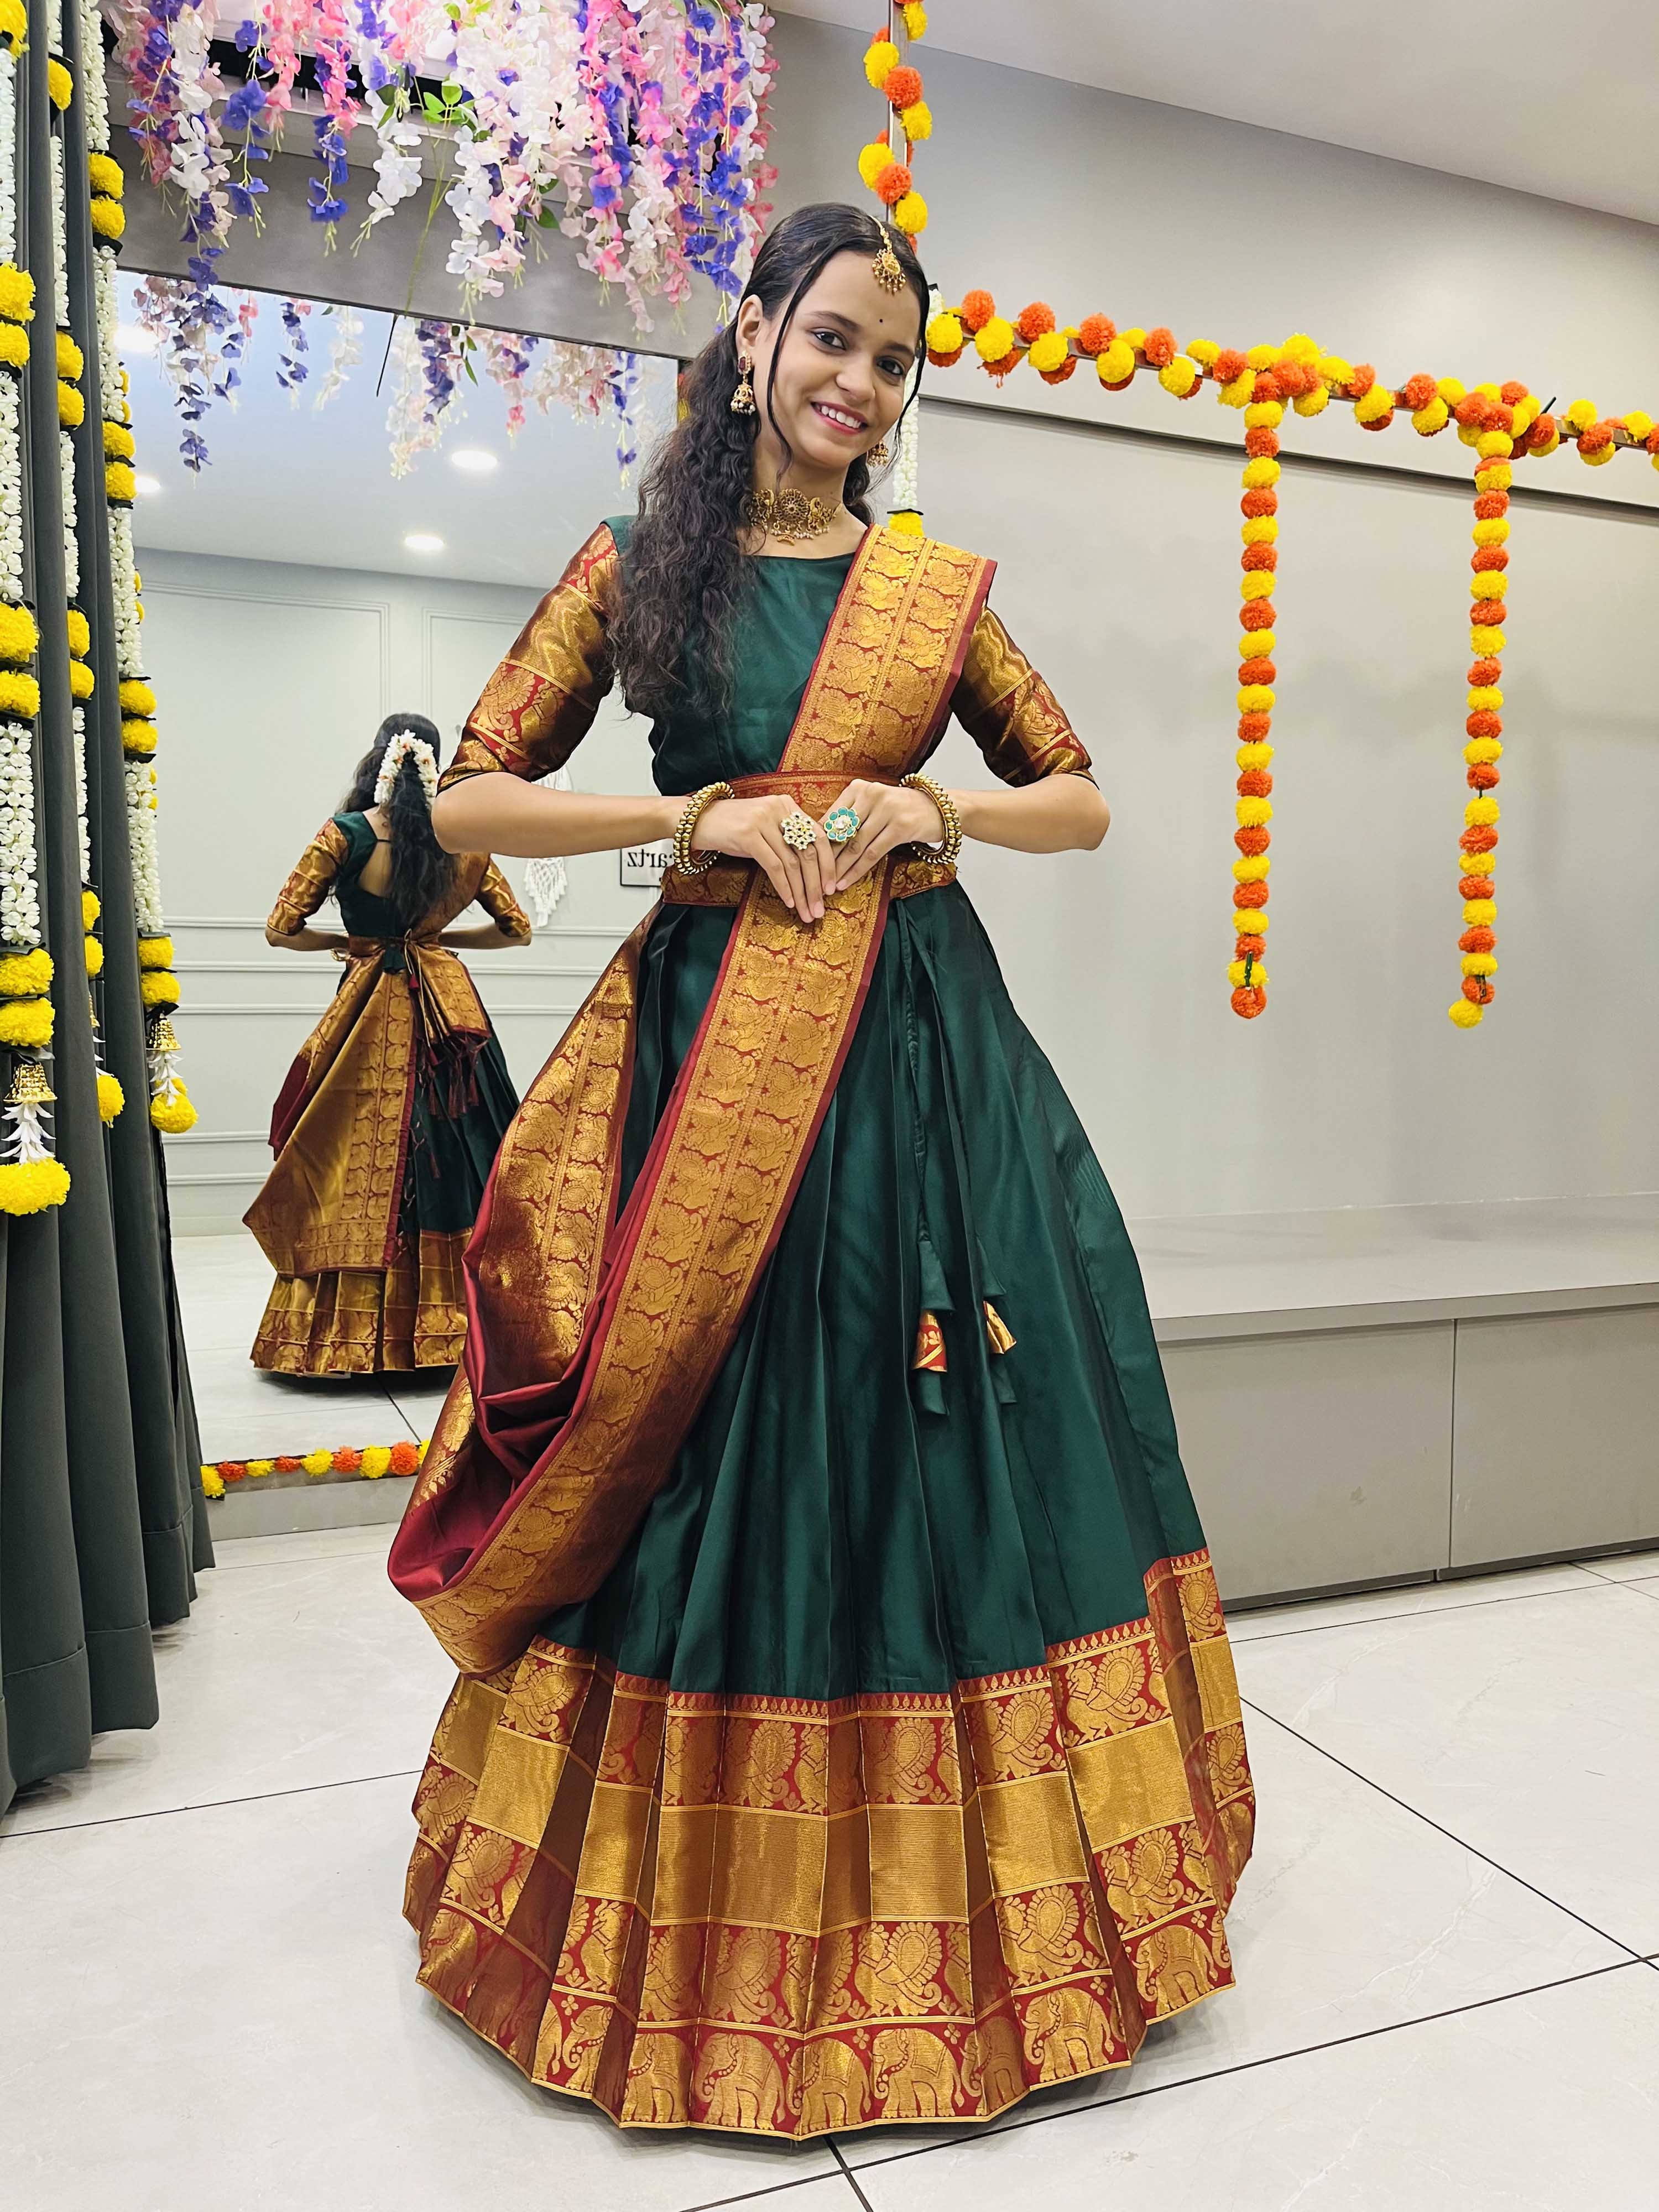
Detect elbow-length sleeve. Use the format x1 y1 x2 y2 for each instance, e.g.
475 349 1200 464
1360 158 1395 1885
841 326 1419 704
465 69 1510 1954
950 606 1094 785
267 819 349 935
442 521 619 790
474 859 532 943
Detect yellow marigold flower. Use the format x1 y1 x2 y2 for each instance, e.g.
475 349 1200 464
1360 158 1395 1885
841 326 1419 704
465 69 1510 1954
1474 382 1500 401
87 152 124 200
1282 333 1320 362
1463 898 1497 925
1245 343 1278 371
96 1071 123 1124
1533 422 1561 455
0 261 34 325
1472 518 1509 546
901 99 932 141
1097 337 1135 383
66 608 90 656
1470 572 1507 600
0 668 40 718
1293 384 1330 418
1236 741 1274 770
1157 356 1198 397
1241 517 1277 545
889 509 923 539
857 140 890 189
1473 462 1511 493
302 1449 333 1477
1466 687 1503 713
1475 429 1513 460
119 677 156 715
1218 369 1254 408
1463 847 1498 873
362 1445 392 1480
974 315 1015 364
247 1459 274 1479
0 948 51 995
200 1463 225 1500
68 658 93 700
56 332 82 380
1239 631 1274 659
1411 398 1449 436
1186 338 1221 367
1316 354 1353 387
1434 377 1465 405
58 379 85 429
1464 738 1503 765
46 58 72 110
0 601 38 664
1470 624 1505 655
0 0 23 53
926 309 962 356
0 1155 70 1210
0 324 26 370
150 1081 196 1136
1510 394 1540 435
1624 409 1654 442
1236 684 1275 714
1120 327 1147 352
1457 421 1483 450
1243 400 1284 429
122 717 157 755
1462 952 1498 977
901 0 927 34
1241 456 1281 490
1354 385 1392 424
106 460 137 502
1448 999 1483 1028
138 935 174 968
1235 795 1272 827
891 190 927 234
1239 571 1275 600
1027 331 1068 375
1580 441 1615 466
0 997 54 1047
864 36 900 87
1233 856 1270 882
84 932 102 977
1465 797 1501 827
139 969 180 1008
1227 959 1269 988
1233 909 1270 933
1564 398 1597 432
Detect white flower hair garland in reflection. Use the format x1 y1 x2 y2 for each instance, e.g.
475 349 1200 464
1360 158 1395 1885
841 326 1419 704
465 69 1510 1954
374 729 440 808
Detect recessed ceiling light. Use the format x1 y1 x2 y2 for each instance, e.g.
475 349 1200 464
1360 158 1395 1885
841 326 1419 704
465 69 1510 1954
117 323 158 356
450 448 498 474
404 531 444 554
134 474 161 497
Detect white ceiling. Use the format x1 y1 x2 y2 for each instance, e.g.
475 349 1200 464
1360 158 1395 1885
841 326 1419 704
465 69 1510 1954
779 0 1659 227
123 281 672 585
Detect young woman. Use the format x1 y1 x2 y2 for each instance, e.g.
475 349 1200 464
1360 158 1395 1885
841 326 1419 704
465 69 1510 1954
390 206 1254 2137
247 714 530 1375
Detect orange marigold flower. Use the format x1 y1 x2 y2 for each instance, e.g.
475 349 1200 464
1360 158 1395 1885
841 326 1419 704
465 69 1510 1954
1237 711 1272 742
1237 768 1274 796
1467 657 1503 686
1402 372 1437 410
1471 546 1509 572
1234 933 1267 961
1486 402 1514 435
1274 358 1315 397
333 1447 362 1473
220 1460 247 1484
1240 599 1276 630
1075 312 1115 355
1455 393 1490 428
1462 975 1495 1004
1016 301 1056 342
1647 429 1659 456
1214 348 1247 383
1500 380 1529 404
1359 409 1394 431
1232 984 1266 1019
1244 426 1280 459
1578 418 1617 453
388 1440 420 1476
1467 763 1501 791
874 160 912 206
884 63 922 109
1459 874 1495 900
1238 659 1276 686
1143 326 1176 368
1251 370 1282 404
1460 824 1499 853
1235 826 1271 856
1241 544 1277 572
1526 413 1558 450
1470 598 1510 625
1348 363 1376 398
1240 488 1278 519
1234 879 1269 909
1466 709 1503 739
274 1454 302 1473
1473 491 1509 520
1038 358 1078 385
958 289 995 333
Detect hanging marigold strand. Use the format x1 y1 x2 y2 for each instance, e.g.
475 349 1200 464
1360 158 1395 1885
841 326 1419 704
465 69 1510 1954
1229 369 1285 1018
1449 380 1531 1027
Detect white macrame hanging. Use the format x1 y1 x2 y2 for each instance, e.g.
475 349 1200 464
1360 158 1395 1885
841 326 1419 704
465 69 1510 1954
525 764 573 925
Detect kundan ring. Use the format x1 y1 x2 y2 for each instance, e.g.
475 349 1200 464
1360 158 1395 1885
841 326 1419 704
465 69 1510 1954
780 809 817 852
823 804 860 846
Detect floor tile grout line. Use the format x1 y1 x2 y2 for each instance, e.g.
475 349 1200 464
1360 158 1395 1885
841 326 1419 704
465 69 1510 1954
681 2171 865 2212
208 1543 397 1572
834 1957 1642 2177
1239 1699 1647 1960
1233 1572 1626 1647
1573 1556 1659 1587
0 1765 421 1844
830 2141 877 2209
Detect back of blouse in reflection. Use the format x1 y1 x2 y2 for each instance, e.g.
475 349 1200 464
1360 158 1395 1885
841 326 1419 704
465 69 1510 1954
245 711 531 1376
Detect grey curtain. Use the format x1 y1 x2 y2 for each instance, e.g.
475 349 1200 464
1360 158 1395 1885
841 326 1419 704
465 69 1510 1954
0 0 207 1814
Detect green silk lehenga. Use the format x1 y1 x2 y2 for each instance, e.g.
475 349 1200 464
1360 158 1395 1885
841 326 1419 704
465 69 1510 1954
389 520 1255 2137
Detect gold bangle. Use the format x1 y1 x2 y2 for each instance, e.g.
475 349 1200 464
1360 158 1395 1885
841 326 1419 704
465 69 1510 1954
671 781 735 877
900 771 963 868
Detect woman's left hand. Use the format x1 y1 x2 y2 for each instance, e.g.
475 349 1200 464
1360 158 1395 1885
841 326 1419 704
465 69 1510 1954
823 779 947 893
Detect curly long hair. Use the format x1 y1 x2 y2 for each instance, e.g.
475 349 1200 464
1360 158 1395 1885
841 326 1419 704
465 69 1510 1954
610 203 930 721
342 712 457 926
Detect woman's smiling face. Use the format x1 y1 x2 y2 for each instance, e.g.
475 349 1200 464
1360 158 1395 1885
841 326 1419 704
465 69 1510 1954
738 248 921 485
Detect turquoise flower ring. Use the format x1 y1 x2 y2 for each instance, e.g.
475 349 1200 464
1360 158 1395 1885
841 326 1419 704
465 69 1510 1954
823 804 860 846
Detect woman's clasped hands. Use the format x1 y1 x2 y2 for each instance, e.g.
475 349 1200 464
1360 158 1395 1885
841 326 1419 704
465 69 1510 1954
688 778 947 921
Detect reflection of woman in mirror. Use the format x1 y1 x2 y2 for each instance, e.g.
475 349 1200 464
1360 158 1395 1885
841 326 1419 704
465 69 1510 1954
244 712 530 1376
389 205 1253 2136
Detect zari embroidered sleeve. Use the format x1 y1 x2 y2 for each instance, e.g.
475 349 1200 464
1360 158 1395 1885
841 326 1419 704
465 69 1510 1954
442 521 619 790
474 859 532 942
267 818 349 935
951 606 1094 785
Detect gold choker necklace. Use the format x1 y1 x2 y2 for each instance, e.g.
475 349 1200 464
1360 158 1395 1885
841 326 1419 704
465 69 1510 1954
742 486 841 544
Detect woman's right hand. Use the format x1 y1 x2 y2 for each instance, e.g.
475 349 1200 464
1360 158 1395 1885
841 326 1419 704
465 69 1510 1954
690 795 834 921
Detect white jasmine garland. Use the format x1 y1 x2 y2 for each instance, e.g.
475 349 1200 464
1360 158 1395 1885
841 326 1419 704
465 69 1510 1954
109 507 140 677
46 0 62 56
60 428 78 599
72 703 88 880
0 55 17 269
77 0 110 155
0 373 22 600
124 758 163 934
0 723 40 948
373 728 439 806
49 132 67 330
93 243 119 409
891 398 921 515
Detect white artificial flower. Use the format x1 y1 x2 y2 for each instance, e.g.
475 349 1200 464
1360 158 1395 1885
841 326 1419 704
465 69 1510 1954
60 429 78 600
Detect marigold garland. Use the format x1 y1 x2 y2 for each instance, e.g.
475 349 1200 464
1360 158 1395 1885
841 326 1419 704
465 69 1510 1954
201 1436 427 1497
858 8 931 238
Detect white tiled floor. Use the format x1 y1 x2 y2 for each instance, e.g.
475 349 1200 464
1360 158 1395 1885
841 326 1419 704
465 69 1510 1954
3 1532 1657 2209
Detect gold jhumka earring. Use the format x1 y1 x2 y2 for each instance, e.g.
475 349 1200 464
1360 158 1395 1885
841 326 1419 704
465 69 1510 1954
730 357 757 415
868 438 891 466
